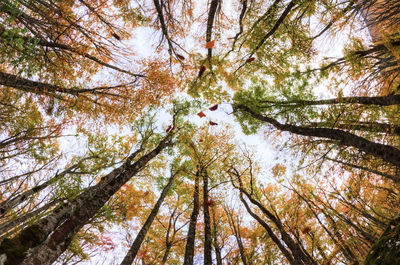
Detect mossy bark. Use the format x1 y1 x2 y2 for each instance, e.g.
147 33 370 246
365 215 400 265
0 225 42 265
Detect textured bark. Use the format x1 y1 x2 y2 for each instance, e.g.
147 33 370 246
205 0 219 67
0 71 126 99
239 193 297 265
235 104 400 170
293 190 359 264
0 199 59 238
231 171 318 265
0 134 171 265
307 121 400 136
120 171 176 265
183 173 200 265
262 94 400 107
202 171 212 265
240 188 317 265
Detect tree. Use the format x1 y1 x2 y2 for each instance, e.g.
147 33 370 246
1 0 400 264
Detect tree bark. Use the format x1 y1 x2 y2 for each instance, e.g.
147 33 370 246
225 207 247 265
239 192 297 265
262 94 400 107
120 171 177 265
202 171 212 265
234 104 400 170
0 134 172 265
183 172 200 265
211 207 222 265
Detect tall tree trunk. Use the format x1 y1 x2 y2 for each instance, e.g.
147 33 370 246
211 207 222 265
183 172 200 265
161 242 172 264
120 171 177 265
238 192 298 265
225 206 247 265
239 187 317 265
261 94 400 107
234 104 400 170
293 189 359 264
365 214 400 265
202 171 212 265
0 134 172 265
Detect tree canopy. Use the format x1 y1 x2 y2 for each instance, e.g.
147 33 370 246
0 0 400 264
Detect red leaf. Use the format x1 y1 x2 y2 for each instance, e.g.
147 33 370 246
166 125 172 132
246 57 255 63
209 121 218 126
209 104 218 111
198 66 206 78
205 40 215 49
197 111 206 118
199 139 203 142
112 33 121 40
176 54 185 60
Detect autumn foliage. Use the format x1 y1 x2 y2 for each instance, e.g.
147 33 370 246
0 0 400 265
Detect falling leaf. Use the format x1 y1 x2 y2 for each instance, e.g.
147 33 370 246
197 111 206 118
209 104 218 111
209 121 218 126
166 125 172 132
205 40 215 49
112 33 121 40
198 66 206 78
176 54 185 60
246 57 255 63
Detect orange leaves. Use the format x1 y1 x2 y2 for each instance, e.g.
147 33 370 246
205 40 215 49
197 111 206 118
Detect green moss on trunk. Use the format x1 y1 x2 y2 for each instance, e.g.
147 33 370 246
0 225 42 265
365 215 400 265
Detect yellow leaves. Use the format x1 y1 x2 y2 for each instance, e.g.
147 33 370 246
272 163 286 178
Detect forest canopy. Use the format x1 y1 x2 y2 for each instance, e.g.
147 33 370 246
0 0 400 264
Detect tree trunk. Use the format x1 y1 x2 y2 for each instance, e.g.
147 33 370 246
202 171 212 265
183 172 200 265
240 188 317 265
365 214 400 265
262 94 400 107
120 171 176 265
225 206 247 265
0 134 171 265
211 207 222 265
234 104 400 170
239 192 297 265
